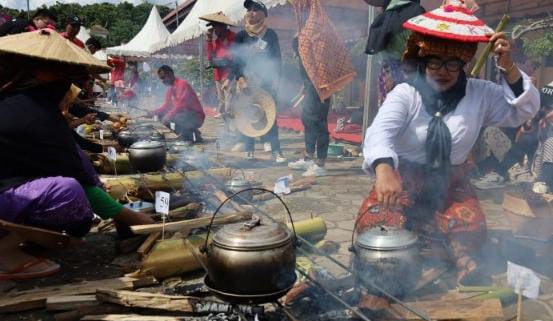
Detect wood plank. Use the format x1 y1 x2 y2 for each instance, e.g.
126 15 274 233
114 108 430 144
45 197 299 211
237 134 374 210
502 192 535 217
82 315 187 321
129 210 252 235
0 219 73 249
0 276 155 313
54 303 130 321
46 295 99 311
386 299 504 320
95 289 217 313
137 232 161 257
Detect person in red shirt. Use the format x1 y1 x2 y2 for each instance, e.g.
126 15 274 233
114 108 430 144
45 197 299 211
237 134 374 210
60 16 85 49
107 56 126 103
203 12 236 117
152 65 205 143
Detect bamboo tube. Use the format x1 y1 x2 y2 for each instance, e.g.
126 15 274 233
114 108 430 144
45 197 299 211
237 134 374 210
139 217 328 279
102 168 233 200
470 15 510 78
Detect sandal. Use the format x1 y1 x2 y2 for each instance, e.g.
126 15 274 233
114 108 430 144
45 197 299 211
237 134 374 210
0 258 60 281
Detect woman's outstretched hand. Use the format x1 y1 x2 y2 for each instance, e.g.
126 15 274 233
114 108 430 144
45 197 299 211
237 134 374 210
374 163 402 211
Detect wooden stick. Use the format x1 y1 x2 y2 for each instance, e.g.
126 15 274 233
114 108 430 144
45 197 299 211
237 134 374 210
95 289 218 313
0 276 155 313
129 210 252 235
136 232 161 257
470 15 510 77
46 295 99 311
82 315 187 321
516 287 523 321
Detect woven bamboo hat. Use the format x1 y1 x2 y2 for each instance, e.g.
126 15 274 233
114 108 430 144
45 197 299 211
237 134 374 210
231 87 276 138
0 28 110 74
199 12 236 26
403 0 493 43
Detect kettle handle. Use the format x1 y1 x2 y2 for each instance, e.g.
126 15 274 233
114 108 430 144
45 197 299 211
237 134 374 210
349 206 373 253
201 187 298 254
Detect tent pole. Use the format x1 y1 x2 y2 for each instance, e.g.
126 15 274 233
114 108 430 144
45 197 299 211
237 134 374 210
199 34 204 102
361 5 377 146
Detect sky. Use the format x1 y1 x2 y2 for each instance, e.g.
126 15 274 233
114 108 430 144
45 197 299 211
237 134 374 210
0 0 179 10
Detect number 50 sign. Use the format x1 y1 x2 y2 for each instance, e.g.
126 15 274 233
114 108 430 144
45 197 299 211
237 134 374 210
155 191 170 215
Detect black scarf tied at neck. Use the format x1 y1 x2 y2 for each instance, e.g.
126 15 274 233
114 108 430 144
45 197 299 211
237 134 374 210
410 70 467 172
408 70 467 211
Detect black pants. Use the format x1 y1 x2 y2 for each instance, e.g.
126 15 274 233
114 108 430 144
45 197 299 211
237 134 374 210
171 110 203 142
478 130 538 178
301 88 330 161
243 122 281 153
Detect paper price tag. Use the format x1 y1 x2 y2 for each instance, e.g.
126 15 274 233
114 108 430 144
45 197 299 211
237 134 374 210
170 122 176 131
155 191 170 215
99 130 104 140
507 261 540 299
107 147 117 162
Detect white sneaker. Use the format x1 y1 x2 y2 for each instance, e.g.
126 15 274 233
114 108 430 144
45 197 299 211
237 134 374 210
273 154 287 164
472 172 506 190
231 142 245 152
532 181 549 194
302 164 327 177
288 158 314 170
263 142 272 152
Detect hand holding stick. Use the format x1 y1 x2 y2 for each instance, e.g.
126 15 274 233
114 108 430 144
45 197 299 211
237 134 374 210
470 15 510 78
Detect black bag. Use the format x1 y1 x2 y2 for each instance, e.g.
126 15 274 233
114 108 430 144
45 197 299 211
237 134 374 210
365 1 425 55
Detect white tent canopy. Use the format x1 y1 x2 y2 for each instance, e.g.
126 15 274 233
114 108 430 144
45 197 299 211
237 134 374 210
107 6 170 57
152 0 287 51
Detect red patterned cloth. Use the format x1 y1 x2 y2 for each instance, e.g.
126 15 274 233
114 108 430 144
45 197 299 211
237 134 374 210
357 162 486 259
293 0 356 101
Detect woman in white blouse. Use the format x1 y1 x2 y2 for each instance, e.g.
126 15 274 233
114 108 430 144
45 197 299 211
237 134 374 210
359 28 540 285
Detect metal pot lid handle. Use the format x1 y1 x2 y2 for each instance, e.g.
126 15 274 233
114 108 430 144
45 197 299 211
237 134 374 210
201 187 298 254
242 214 261 231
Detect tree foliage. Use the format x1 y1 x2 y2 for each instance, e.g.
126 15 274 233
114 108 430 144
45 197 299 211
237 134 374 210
522 33 553 62
0 1 171 48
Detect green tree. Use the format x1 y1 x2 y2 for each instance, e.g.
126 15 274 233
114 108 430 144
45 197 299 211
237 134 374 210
0 2 171 48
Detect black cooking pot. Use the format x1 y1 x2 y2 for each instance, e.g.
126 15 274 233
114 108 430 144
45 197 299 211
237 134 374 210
116 130 139 148
128 140 167 173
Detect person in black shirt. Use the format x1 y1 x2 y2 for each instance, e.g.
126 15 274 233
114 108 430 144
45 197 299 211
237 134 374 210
228 0 286 163
0 31 153 280
0 9 56 37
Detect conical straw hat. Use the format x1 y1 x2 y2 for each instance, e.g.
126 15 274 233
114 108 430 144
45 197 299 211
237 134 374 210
0 29 111 74
231 87 276 138
403 0 493 42
199 12 236 26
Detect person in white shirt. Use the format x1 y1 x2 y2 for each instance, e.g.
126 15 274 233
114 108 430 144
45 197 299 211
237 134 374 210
359 17 539 285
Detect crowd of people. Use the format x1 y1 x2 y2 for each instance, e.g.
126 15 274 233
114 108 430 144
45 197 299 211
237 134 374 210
0 0 550 290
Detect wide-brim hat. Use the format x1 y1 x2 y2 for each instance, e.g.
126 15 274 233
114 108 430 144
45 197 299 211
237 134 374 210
232 87 276 138
199 12 236 26
0 29 110 74
403 0 493 42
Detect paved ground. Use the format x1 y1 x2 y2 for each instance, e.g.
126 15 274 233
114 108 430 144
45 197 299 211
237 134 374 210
3 113 553 321
199 115 553 320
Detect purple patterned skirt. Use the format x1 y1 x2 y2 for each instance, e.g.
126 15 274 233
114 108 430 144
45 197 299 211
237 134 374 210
0 177 93 237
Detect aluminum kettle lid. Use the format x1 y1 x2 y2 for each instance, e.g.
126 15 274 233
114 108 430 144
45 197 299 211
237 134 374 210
130 140 165 149
356 226 418 250
213 217 292 250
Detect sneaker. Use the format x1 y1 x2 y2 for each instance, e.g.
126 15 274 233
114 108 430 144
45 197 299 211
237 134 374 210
263 142 272 152
472 172 506 190
245 152 255 160
213 113 222 118
273 154 287 164
532 181 549 194
302 164 327 177
231 142 245 152
288 158 314 170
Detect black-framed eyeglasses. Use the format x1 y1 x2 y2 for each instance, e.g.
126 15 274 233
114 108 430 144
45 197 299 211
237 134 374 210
425 57 465 72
